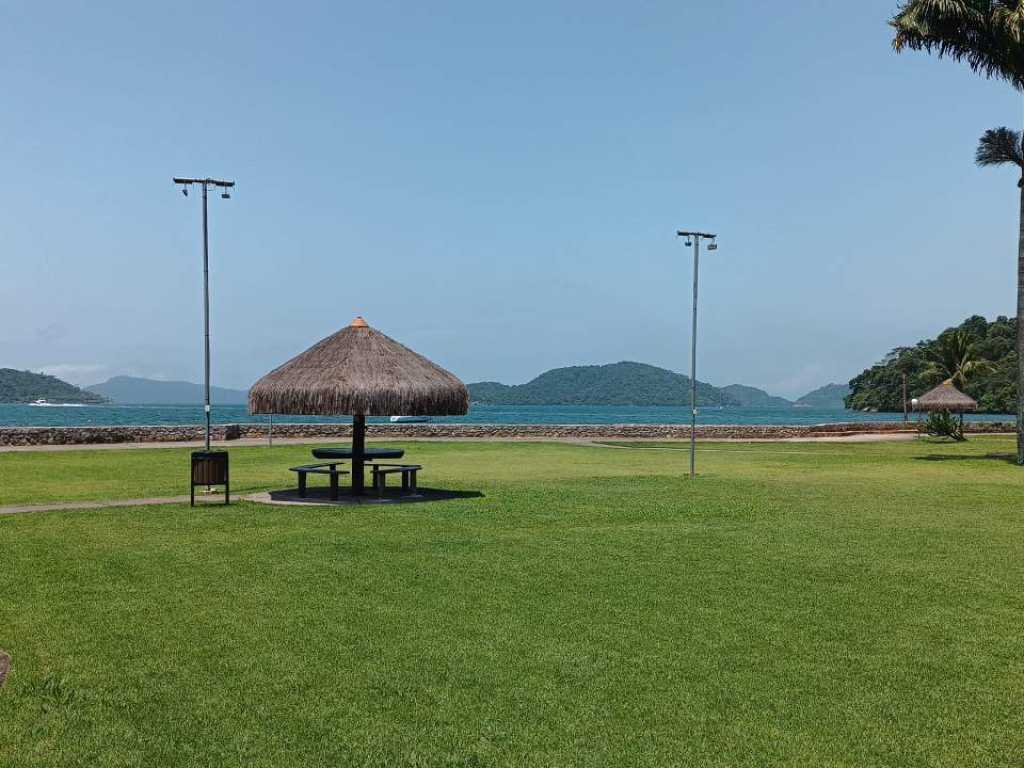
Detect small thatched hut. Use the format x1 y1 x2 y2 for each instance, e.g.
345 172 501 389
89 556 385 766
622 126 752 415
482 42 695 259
912 379 978 413
249 317 469 493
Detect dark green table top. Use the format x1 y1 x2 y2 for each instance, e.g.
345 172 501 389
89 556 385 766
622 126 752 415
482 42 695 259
311 447 405 461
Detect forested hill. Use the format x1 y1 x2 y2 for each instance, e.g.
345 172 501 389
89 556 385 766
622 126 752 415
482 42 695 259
720 384 793 408
86 376 248 405
0 369 107 404
796 383 850 409
846 315 1016 414
468 362 742 407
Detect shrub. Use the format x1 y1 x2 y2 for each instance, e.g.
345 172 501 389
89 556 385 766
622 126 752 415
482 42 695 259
919 411 965 441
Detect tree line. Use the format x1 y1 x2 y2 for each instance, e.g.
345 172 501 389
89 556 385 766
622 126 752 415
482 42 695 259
846 315 1017 414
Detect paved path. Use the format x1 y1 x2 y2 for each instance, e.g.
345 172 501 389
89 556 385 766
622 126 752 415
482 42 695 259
0 432 945 453
0 436 586 453
0 437 314 453
0 496 193 516
584 433 921 446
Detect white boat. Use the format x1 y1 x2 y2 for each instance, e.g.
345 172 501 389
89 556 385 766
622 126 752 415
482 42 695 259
389 415 431 423
29 398 52 406
28 399 85 407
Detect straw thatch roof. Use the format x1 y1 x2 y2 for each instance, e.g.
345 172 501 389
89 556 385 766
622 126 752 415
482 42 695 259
249 317 470 416
913 379 978 413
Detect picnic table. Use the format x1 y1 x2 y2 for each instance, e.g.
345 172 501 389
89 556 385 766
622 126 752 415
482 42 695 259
311 446 405 495
311 447 405 461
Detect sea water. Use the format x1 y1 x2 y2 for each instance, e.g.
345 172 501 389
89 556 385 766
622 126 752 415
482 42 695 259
0 403 1012 428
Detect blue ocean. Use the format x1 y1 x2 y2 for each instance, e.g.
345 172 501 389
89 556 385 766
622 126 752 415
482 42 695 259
0 403 1013 428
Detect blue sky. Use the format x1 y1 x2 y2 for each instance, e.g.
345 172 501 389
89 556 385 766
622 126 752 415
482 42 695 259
2 1 1022 398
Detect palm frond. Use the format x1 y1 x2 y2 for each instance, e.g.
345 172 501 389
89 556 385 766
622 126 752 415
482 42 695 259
891 0 1024 90
991 2 1024 43
923 329 992 387
962 360 996 380
976 127 1024 167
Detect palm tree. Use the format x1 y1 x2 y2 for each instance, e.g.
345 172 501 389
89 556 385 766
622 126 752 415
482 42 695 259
924 329 993 387
891 1 1024 463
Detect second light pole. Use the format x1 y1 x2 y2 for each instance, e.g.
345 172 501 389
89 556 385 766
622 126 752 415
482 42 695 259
676 229 718 477
173 176 235 451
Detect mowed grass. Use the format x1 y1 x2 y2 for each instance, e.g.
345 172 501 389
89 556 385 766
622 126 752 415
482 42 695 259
1 437 1023 766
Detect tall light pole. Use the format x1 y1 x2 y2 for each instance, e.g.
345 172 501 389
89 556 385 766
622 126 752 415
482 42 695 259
676 230 718 478
902 372 909 422
173 177 234 451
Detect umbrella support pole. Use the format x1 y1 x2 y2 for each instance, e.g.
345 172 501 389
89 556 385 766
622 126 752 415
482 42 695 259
352 414 366 495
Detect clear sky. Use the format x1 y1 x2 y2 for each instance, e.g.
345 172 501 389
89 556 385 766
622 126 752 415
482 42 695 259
2 1 1022 398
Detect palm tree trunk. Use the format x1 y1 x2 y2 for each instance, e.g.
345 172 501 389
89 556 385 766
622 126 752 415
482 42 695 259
1017 178 1024 464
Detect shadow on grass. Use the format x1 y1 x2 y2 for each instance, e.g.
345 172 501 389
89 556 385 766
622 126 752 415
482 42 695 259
252 486 485 507
914 453 1018 465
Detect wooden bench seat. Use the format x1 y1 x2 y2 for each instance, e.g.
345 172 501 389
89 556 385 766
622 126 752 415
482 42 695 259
368 464 423 498
289 462 349 500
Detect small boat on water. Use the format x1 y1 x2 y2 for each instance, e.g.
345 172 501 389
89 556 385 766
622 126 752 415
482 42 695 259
28 398 85 407
389 415 431 423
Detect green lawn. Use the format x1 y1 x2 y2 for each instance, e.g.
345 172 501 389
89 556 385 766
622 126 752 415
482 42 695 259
1 438 1022 766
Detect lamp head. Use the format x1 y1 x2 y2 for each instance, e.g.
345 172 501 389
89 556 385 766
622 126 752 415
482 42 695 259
182 187 188 197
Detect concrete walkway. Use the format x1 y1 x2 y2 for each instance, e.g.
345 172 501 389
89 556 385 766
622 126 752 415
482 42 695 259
0 436 591 453
0 437 316 453
0 496 194 516
0 431 944 454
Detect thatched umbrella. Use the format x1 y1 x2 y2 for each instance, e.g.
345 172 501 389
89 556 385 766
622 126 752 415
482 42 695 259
912 379 978 413
249 317 469 493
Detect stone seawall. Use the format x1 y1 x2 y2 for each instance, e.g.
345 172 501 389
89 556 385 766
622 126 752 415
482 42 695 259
0 421 1013 447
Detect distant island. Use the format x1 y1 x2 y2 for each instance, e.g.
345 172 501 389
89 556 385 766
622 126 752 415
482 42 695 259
846 315 1015 414
468 362 738 407
467 361 833 408
86 376 249 405
1 364 854 411
795 383 850 409
719 384 793 408
0 368 106 404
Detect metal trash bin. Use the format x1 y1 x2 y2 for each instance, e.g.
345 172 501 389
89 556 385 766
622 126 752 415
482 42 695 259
190 450 230 506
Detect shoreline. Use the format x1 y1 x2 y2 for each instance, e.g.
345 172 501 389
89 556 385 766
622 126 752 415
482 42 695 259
0 421 1014 449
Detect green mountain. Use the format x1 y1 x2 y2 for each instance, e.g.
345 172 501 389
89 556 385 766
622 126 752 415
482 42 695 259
720 384 793 408
0 369 107 404
468 362 741 407
796 383 850 408
846 315 1017 414
86 376 249 405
